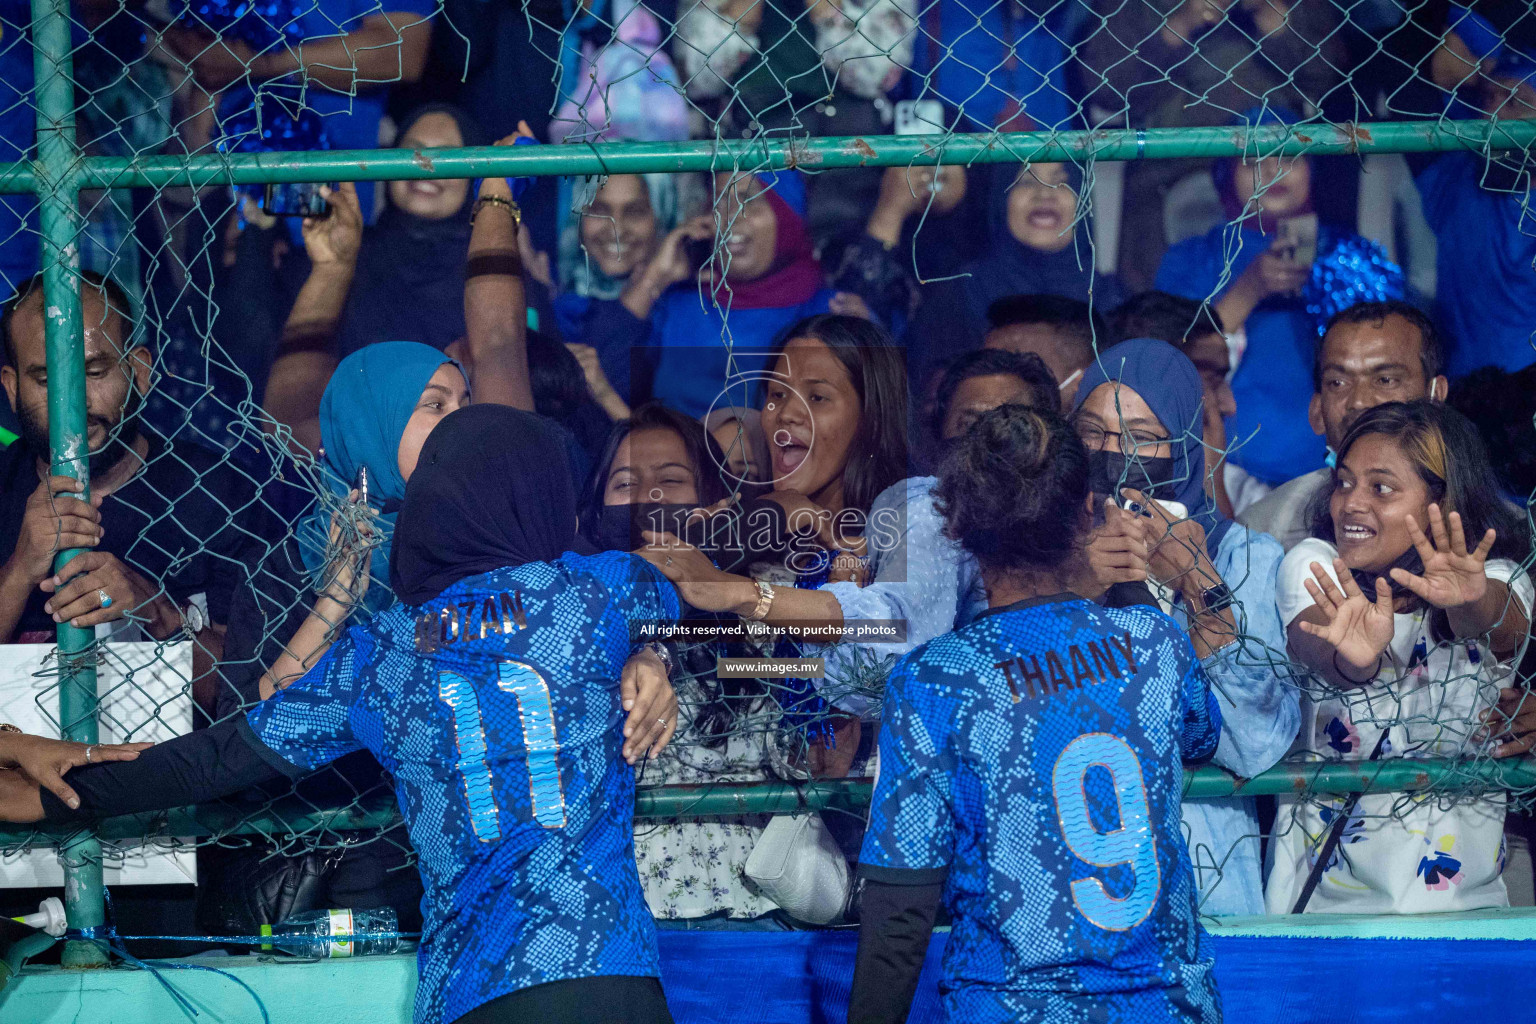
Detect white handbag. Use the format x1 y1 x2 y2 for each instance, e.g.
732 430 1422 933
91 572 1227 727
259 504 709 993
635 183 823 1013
744 811 851 925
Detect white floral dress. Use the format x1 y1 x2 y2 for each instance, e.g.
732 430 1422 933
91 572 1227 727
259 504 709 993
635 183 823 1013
1266 538 1533 914
633 664 790 920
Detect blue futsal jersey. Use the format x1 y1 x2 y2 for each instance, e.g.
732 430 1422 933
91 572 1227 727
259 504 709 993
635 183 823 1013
860 593 1224 1024
246 550 679 1024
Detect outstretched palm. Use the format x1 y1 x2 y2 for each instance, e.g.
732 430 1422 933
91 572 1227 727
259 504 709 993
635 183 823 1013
1298 557 1395 676
1390 504 1496 610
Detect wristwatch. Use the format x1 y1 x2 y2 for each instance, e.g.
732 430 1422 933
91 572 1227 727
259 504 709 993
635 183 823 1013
182 600 208 634
745 580 776 622
640 641 675 680
1195 582 1235 614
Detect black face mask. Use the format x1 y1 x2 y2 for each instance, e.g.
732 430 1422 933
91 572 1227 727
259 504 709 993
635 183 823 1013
588 503 703 553
1086 450 1181 504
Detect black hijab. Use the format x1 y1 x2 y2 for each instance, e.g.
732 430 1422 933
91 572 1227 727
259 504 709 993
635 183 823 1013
390 405 578 605
966 161 1119 311
336 104 488 358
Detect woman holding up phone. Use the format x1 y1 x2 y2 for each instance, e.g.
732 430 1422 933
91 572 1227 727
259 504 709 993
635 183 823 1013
1155 108 1404 500
1069 337 1299 917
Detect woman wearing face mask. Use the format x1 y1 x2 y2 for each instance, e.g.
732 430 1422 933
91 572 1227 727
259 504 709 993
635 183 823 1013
554 173 681 410
905 161 1125 388
1155 108 1405 499
1070 337 1300 916
581 171 859 419
580 403 803 926
1269 401 1532 915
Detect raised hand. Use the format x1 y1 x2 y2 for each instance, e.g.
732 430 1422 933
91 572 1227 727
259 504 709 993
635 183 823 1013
1389 504 1496 610
1298 558 1395 679
301 182 363 267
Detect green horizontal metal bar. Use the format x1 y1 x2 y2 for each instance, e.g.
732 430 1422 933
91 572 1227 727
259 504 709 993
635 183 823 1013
2 758 1533 846
1180 756 1536 799
0 119 1532 195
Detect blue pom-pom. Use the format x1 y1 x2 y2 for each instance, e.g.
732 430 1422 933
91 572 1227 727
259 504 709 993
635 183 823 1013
174 0 306 50
1304 234 1406 335
215 85 329 207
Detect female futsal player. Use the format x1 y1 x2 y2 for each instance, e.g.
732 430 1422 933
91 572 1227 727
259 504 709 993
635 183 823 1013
850 404 1225 1024
0 405 682 1024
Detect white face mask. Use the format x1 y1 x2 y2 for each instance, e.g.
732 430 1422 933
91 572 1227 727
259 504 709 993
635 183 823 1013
1057 367 1083 392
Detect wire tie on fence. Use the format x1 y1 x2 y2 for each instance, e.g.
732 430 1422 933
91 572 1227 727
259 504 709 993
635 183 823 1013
1136 129 1146 158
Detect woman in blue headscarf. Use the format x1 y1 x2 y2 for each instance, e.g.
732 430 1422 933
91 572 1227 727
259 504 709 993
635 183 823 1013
1155 108 1404 497
1070 336 1299 916
553 172 681 409
297 342 471 619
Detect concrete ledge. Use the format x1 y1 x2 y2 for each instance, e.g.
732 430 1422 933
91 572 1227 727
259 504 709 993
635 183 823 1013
0 950 419 1024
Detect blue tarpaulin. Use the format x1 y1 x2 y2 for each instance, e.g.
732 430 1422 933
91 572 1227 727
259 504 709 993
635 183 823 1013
657 930 1536 1024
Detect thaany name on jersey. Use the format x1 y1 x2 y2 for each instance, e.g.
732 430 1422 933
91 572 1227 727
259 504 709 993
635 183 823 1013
414 589 529 653
992 632 1140 704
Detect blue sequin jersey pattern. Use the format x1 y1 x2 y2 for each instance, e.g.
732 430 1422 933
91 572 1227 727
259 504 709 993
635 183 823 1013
246 551 680 1024
860 595 1224 1024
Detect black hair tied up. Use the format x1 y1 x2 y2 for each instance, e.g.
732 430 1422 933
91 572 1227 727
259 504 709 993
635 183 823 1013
934 404 1090 576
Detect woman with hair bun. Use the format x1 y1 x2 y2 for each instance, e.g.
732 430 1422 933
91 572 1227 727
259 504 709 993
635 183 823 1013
851 404 1224 1024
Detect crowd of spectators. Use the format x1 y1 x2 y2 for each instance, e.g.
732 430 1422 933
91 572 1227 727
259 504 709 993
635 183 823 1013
0 0 1534 946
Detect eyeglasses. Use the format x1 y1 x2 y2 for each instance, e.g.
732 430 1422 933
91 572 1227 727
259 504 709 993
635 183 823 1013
1075 424 1171 456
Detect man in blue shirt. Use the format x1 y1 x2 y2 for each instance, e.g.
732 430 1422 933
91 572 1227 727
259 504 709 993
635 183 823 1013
0 406 682 1024
850 403 1223 1024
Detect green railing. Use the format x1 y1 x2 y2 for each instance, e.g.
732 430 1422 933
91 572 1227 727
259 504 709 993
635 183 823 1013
5 757 1532 848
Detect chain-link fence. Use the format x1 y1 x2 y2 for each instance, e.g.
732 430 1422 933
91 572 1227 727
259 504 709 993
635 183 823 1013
0 0 1533 965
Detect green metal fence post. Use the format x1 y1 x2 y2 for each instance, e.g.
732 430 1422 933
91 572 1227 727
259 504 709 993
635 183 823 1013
30 0 107 969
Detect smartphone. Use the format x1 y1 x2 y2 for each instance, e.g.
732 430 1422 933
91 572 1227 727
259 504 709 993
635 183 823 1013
264 182 332 219
1101 496 1191 528
1122 498 1191 521
684 236 715 273
1275 212 1318 268
894 99 945 136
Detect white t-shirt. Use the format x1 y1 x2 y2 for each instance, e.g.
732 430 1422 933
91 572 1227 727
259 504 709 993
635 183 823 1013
1266 537 1533 915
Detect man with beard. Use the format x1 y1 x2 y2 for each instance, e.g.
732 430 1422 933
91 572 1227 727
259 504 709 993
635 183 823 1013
1239 301 1448 551
0 271 302 708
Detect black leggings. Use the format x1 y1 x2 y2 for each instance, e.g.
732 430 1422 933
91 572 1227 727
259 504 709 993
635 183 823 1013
453 976 673 1024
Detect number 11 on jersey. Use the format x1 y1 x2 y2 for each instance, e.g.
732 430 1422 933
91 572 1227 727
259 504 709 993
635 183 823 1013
440 659 569 842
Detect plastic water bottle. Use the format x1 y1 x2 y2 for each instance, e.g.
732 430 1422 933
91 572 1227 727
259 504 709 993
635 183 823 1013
266 907 403 958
